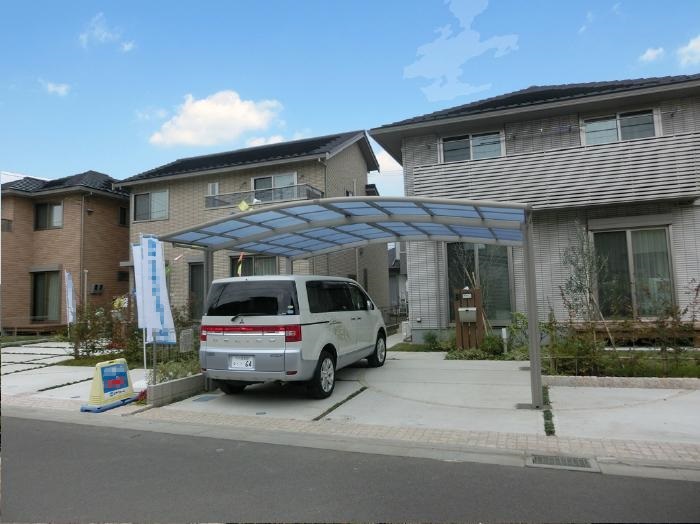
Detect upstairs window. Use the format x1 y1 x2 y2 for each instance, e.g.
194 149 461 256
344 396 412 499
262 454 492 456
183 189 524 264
1 218 12 232
584 109 655 145
133 190 168 221
35 202 63 230
441 132 502 163
119 206 128 226
207 182 219 196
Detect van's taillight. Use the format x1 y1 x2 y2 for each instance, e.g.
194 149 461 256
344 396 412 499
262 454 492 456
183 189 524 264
200 333 207 342
284 325 302 342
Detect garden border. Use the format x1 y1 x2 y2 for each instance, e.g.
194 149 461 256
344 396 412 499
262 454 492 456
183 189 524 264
543 375 700 390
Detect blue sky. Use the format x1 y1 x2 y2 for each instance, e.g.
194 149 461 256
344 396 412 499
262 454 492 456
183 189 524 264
1 0 699 195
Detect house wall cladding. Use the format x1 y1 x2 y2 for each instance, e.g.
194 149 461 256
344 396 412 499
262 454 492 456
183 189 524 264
401 94 700 330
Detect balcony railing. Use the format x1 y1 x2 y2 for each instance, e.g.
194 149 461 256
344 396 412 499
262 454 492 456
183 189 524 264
412 132 700 209
205 184 323 209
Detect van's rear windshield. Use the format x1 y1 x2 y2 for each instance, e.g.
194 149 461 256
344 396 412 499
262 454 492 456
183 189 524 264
205 281 298 317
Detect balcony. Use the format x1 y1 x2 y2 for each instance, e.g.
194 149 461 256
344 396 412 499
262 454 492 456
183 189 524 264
412 132 700 209
205 184 324 209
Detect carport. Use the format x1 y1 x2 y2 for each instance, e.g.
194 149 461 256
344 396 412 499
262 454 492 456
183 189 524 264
160 196 544 408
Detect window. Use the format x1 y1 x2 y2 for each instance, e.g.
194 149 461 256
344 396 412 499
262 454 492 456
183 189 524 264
119 207 128 226
230 255 277 277
117 271 129 282
594 228 673 318
447 242 513 325
31 271 60 322
253 173 296 202
584 110 655 145
1 218 12 232
207 182 219 196
306 281 353 313
441 132 502 163
133 190 168 221
206 280 298 317
348 285 370 311
35 203 63 230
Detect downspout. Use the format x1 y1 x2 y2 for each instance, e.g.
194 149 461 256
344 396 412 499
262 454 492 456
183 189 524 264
80 194 85 306
319 156 329 274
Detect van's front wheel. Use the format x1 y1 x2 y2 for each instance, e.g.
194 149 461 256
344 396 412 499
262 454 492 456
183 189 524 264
367 334 386 368
308 350 335 399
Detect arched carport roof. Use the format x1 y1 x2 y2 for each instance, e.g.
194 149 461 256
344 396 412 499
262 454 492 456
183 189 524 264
159 196 544 409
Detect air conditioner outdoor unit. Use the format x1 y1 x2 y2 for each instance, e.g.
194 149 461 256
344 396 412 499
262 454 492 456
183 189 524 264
90 283 104 295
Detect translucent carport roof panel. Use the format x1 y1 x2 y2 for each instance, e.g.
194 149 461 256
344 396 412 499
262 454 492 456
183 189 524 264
160 196 529 259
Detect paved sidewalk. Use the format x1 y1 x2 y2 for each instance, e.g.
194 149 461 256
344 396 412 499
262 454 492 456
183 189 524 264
135 404 700 468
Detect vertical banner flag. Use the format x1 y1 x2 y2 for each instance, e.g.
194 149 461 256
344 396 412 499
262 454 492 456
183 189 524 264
64 270 76 324
131 243 147 336
140 236 177 344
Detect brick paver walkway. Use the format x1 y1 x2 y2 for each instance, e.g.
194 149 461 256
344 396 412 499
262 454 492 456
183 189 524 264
136 405 700 466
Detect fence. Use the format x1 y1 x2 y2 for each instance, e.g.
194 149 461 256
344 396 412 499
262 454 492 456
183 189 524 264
380 305 409 335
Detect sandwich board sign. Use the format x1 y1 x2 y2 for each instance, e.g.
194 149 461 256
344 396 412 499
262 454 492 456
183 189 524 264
80 358 139 413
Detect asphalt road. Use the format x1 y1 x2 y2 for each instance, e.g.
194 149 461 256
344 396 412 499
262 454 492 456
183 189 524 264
2 417 699 522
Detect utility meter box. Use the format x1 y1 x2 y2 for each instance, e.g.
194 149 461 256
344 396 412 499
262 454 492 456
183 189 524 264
458 307 477 323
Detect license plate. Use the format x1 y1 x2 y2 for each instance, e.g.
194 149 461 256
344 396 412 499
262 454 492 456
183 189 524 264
229 355 255 370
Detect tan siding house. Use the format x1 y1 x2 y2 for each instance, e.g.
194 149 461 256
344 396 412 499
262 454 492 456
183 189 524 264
116 131 389 318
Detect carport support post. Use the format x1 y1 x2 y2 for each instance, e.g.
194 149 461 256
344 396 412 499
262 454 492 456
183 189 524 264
523 210 544 409
203 249 214 305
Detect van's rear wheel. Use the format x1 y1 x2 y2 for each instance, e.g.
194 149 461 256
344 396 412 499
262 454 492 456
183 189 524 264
308 350 335 399
218 381 247 395
367 334 386 368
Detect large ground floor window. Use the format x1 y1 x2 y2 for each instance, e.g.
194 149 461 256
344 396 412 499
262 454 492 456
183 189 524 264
593 227 674 318
230 255 277 277
31 271 60 322
447 243 513 325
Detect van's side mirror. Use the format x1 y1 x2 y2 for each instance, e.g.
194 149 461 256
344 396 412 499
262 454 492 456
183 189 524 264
367 300 374 310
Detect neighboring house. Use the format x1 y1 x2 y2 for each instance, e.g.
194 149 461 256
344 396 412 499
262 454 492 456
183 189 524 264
1 171 130 330
115 131 389 319
388 242 407 312
370 74 700 342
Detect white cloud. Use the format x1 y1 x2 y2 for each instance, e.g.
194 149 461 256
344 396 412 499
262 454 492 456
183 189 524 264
149 90 283 147
41 80 70 96
639 47 664 63
578 11 594 34
135 107 169 121
404 0 517 101
677 34 700 67
121 40 136 52
79 13 119 48
375 150 402 174
246 135 286 147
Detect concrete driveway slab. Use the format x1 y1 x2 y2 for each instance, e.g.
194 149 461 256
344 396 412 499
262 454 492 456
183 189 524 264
1 354 72 365
2 363 47 374
1 345 73 356
551 386 700 444
325 356 543 434
1 366 95 396
164 379 363 421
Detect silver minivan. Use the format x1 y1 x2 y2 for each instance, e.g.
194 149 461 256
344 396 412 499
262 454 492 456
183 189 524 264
200 275 387 398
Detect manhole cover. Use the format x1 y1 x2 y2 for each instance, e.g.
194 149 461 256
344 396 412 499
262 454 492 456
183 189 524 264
527 454 599 472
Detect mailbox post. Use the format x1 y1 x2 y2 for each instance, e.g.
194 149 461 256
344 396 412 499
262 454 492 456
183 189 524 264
454 287 485 350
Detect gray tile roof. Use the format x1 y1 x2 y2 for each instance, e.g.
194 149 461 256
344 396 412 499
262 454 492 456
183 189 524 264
121 130 375 184
376 73 700 129
1 170 127 197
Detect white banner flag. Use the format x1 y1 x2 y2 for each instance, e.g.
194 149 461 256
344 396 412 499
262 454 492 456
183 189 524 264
131 243 146 332
64 270 76 324
140 236 176 344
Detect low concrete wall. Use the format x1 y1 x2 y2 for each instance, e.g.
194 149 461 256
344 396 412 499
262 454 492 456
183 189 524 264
147 374 205 407
544 375 700 390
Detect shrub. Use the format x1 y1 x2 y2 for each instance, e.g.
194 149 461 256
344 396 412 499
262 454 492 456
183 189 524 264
155 358 201 383
479 333 504 356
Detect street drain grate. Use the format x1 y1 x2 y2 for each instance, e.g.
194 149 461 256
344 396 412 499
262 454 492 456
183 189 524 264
527 454 599 472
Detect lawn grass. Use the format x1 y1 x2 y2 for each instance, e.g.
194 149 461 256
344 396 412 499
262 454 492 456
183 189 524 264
57 352 129 367
0 335 57 347
390 342 439 352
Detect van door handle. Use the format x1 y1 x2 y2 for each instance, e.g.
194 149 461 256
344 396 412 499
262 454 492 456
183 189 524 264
328 320 341 325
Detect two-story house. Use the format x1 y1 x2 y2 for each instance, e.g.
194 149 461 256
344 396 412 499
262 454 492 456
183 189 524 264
115 131 389 318
1 171 130 331
370 74 700 342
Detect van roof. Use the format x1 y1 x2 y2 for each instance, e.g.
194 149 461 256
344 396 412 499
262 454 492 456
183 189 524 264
210 275 357 285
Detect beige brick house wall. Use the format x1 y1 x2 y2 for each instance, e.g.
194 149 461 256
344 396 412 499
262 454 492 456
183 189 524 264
128 141 390 313
1 191 129 329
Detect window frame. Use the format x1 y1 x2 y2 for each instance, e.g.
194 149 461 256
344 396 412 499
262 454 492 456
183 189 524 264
1 218 12 232
34 202 63 230
132 190 169 222
590 224 676 319
581 108 659 146
439 130 504 164
118 206 128 226
229 254 278 277
207 182 219 196
31 270 61 322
